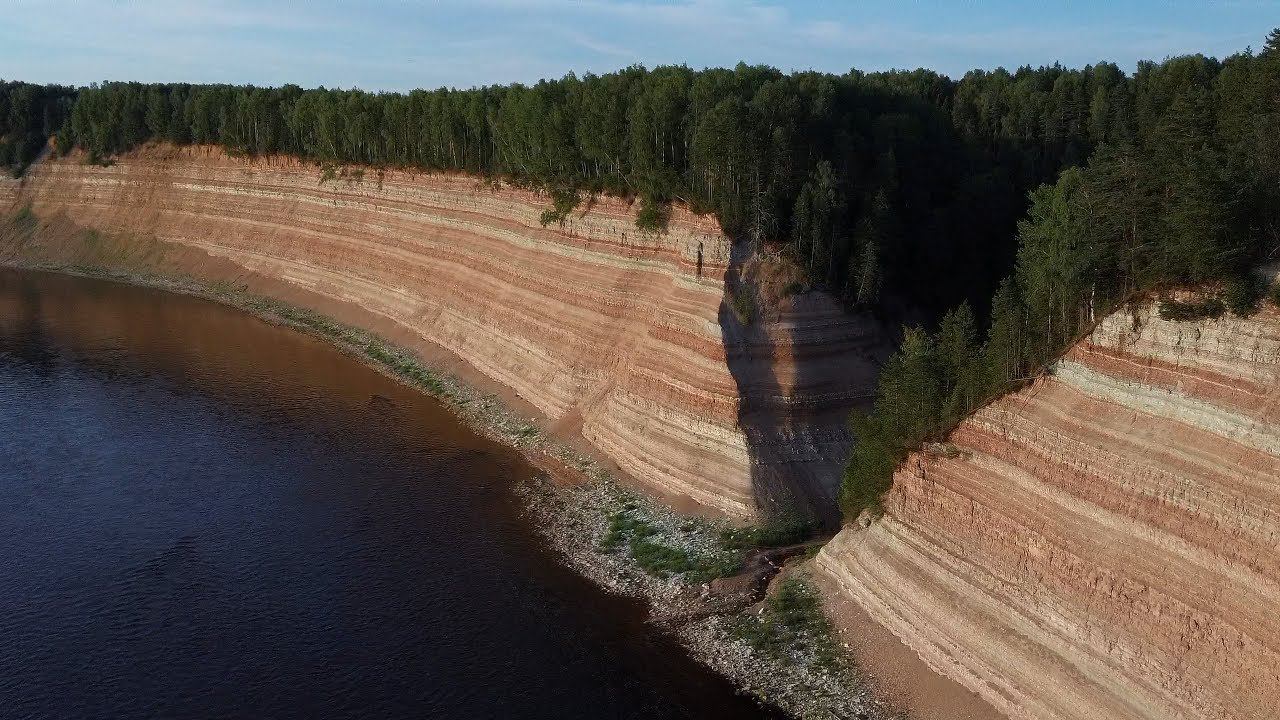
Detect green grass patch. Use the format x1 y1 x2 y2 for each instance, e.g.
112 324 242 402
204 280 244 299
10 203 36 233
245 298 448 396
629 537 697 576
733 578 839 671
729 286 755 324
719 516 815 551
600 509 740 582
600 508 654 552
363 341 446 394
1158 296 1227 322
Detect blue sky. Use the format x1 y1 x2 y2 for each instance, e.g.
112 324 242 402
2 1 1275 91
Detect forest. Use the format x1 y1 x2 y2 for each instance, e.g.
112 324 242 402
0 82 74 173
2 28 1277 521
4 58 1128 317
841 30 1280 517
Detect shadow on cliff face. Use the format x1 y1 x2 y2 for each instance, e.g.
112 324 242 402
721 243 882 529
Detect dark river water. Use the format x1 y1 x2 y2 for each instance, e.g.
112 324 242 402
0 269 778 720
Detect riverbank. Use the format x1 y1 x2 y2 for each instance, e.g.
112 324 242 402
0 243 885 719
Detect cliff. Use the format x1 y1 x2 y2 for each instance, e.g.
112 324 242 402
817 298 1280 719
1 145 883 520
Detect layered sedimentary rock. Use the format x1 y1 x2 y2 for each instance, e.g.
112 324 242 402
0 171 20 209
3 145 881 519
819 300 1280 719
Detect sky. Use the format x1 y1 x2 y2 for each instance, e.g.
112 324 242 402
1 1 1276 91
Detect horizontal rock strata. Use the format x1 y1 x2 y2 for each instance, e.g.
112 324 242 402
818 300 1280 720
4 145 881 518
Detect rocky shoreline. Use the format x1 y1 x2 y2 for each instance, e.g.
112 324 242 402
1 258 887 720
517 476 888 720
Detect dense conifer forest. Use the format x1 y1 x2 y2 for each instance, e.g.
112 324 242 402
3 29 1277 520
0 59 1133 316
841 30 1280 517
0 82 74 172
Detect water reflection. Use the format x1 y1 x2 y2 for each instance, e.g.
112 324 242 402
0 269 778 720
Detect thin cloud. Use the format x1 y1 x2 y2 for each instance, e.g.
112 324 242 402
558 28 637 60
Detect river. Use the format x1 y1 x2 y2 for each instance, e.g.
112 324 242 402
0 268 780 719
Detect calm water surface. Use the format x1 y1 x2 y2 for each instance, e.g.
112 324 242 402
0 269 778 720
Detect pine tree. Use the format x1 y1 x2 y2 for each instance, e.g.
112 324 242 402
936 302 980 423
983 276 1026 388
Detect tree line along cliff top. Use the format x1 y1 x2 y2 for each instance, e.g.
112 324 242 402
3 28 1278 521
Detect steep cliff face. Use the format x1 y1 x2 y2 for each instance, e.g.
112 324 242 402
2 145 882 519
818 299 1280 720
